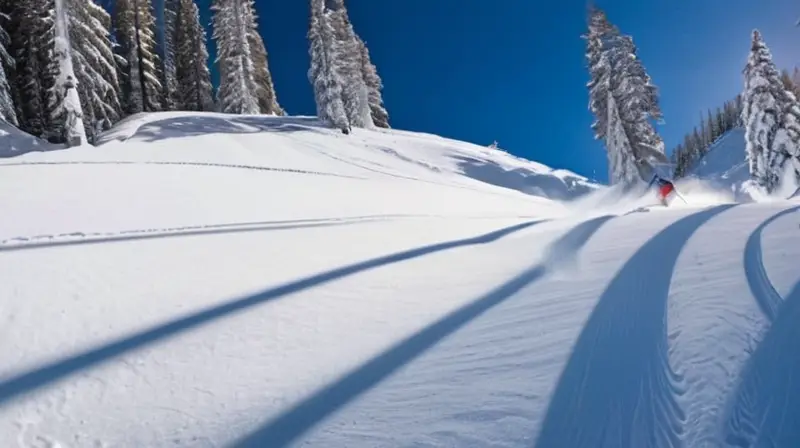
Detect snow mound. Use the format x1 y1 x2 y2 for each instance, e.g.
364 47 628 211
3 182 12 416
0 121 53 157
84 112 597 201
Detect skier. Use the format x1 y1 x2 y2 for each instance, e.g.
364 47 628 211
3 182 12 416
647 173 676 206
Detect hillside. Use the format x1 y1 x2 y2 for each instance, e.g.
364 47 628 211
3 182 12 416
0 114 798 447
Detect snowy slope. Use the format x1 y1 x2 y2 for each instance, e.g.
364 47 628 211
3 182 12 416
690 128 748 191
0 113 799 447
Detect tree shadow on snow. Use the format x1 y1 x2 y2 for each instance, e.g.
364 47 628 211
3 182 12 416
722 280 800 447
0 220 545 408
535 204 737 448
231 214 615 447
125 115 331 143
454 155 596 201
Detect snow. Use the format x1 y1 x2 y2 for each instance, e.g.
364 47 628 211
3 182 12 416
0 121 53 157
0 112 799 447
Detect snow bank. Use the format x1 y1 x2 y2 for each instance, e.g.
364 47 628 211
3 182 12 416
0 121 53 157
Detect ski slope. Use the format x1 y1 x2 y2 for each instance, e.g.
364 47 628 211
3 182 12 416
0 113 799 447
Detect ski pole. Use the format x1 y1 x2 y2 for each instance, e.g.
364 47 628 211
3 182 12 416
674 191 688 204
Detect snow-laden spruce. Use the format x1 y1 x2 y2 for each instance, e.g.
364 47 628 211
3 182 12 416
244 1 283 116
308 0 349 132
174 0 214 112
356 35 389 128
584 6 666 185
0 9 17 125
742 30 800 193
212 0 260 115
328 0 372 129
6 0 54 137
114 0 164 114
158 0 180 110
51 0 86 146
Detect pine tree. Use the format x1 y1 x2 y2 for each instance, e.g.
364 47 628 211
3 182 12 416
51 0 87 145
327 0 371 128
158 0 179 110
584 6 666 185
245 0 283 115
0 6 18 125
114 0 164 114
741 30 800 192
307 0 348 131
356 35 389 128
174 0 213 111
212 0 260 114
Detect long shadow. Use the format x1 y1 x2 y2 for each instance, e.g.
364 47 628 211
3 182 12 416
535 204 737 448
722 280 800 447
743 205 800 321
0 220 545 407
0 215 411 253
232 215 614 447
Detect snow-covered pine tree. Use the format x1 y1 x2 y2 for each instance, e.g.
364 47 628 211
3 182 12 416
307 0 348 131
584 6 666 185
158 0 179 110
356 35 389 128
113 0 164 114
741 30 800 192
244 0 283 115
212 0 260 114
0 6 18 125
51 0 87 146
327 0 371 128
606 93 640 186
174 0 214 111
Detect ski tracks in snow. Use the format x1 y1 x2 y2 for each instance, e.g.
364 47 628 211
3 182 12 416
722 205 800 447
536 204 737 448
743 205 800 321
0 160 366 180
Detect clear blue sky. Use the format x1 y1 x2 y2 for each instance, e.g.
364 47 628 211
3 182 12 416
191 0 798 183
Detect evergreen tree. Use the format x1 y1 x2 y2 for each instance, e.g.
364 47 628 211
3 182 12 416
113 0 164 114
158 0 179 110
245 0 283 115
584 6 666 185
0 6 18 125
356 35 389 128
212 0 260 114
174 0 213 111
51 0 87 145
78 0 123 140
307 0 348 131
326 0 371 128
741 30 800 192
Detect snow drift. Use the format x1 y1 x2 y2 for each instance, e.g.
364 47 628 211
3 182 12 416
0 112 798 447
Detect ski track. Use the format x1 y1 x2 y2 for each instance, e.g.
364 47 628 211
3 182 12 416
722 280 800 447
232 215 615 448
535 204 737 448
0 160 366 180
0 214 549 252
743 205 800 321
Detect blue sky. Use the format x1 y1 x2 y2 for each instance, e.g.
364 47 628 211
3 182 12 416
191 0 798 183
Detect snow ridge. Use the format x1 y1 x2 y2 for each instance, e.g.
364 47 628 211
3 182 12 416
535 204 737 448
